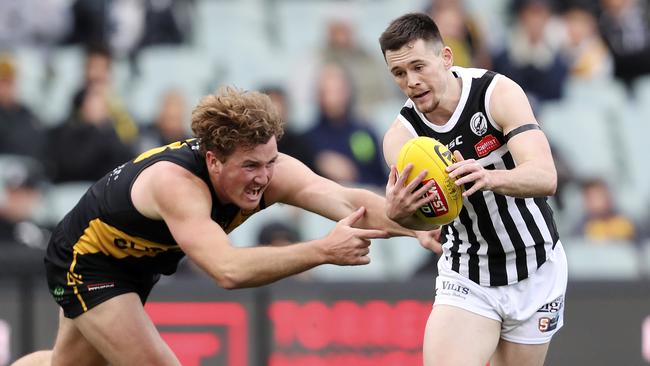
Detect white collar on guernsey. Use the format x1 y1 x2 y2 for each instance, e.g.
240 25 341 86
401 66 488 134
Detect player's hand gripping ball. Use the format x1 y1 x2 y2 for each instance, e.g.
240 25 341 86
397 137 463 226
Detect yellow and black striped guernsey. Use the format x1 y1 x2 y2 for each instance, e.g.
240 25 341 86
45 139 266 277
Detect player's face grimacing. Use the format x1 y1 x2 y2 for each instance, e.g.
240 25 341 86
212 137 278 210
385 39 451 115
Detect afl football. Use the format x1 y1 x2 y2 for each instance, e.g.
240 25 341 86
396 136 463 226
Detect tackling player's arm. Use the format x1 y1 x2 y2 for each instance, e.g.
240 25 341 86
382 120 440 230
268 153 419 236
446 76 557 197
133 162 366 289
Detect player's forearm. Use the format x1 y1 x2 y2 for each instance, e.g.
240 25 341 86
489 162 556 198
209 243 325 289
348 188 416 237
393 215 439 231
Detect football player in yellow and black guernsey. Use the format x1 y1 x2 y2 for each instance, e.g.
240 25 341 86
12 87 438 366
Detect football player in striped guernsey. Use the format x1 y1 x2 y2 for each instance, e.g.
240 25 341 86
379 12 567 366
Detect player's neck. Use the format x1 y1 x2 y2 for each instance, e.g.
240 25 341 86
424 75 462 125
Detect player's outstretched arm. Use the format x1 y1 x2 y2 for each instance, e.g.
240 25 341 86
270 154 417 237
135 162 386 289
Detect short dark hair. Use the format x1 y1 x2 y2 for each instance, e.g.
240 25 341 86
85 42 112 60
379 12 444 57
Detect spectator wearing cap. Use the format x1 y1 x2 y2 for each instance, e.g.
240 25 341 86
0 54 47 161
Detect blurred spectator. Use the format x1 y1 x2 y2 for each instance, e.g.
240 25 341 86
63 0 145 59
562 4 614 80
0 156 50 249
47 84 133 183
257 221 313 281
260 85 317 171
598 0 650 87
0 0 70 50
71 43 139 145
137 0 194 50
492 0 570 110
303 63 386 189
0 54 47 161
573 177 638 243
426 0 492 69
135 89 191 153
319 17 396 118
289 13 397 121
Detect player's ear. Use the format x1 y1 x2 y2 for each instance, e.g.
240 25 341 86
205 151 223 174
441 46 454 69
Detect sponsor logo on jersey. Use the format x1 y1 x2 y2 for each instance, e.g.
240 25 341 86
474 134 501 157
419 179 449 217
470 112 488 136
446 136 463 150
87 282 115 292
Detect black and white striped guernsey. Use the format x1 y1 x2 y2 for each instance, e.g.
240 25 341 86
398 66 559 287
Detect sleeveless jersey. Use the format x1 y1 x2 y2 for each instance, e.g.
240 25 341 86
45 139 266 275
398 67 559 286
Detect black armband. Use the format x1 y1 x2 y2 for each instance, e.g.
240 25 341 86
504 124 541 142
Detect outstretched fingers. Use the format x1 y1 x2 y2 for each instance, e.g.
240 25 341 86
349 228 388 242
340 206 366 226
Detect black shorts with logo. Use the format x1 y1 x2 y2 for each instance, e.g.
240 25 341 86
44 229 161 319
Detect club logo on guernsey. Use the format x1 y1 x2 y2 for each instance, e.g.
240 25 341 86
470 112 488 136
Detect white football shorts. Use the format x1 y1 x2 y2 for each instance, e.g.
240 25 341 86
434 241 568 344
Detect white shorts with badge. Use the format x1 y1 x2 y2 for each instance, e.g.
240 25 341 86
434 241 568 344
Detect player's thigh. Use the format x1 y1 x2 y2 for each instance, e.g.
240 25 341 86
72 292 180 366
51 309 106 366
10 350 53 366
423 304 501 366
491 339 550 366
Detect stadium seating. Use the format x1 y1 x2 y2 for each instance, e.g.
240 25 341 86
127 46 213 124
12 47 46 113
538 99 621 179
563 238 641 280
38 46 84 125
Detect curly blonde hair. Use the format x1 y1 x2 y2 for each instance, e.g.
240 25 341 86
191 86 284 161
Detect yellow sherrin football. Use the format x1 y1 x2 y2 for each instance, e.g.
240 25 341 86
397 136 463 226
